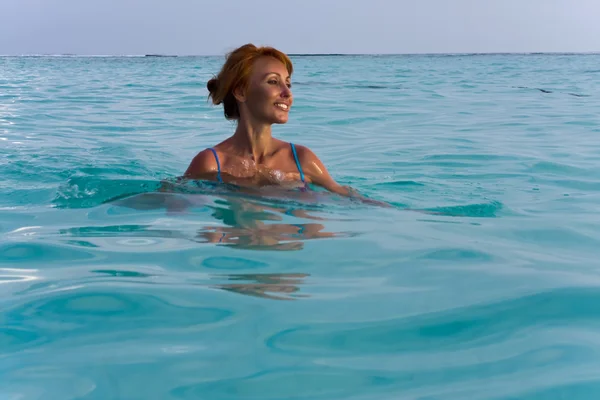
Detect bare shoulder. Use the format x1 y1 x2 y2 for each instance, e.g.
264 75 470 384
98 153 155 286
184 148 219 179
290 143 337 184
291 143 325 169
291 143 387 204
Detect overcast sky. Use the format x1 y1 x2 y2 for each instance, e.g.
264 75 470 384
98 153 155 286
1 0 598 55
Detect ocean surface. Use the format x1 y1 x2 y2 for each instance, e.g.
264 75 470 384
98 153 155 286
2 53 600 399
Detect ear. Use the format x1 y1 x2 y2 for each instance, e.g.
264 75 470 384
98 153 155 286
233 85 247 103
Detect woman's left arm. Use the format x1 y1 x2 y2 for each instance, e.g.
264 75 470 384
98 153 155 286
296 145 391 207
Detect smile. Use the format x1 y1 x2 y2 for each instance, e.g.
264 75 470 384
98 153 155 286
275 103 289 111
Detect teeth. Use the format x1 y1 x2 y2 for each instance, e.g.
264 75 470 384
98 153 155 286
275 103 288 110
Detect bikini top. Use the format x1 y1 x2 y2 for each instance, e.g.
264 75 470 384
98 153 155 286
207 142 306 186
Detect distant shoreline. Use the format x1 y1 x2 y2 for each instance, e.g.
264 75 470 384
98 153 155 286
2 51 599 58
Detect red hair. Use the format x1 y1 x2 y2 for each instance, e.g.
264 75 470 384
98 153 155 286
207 43 294 120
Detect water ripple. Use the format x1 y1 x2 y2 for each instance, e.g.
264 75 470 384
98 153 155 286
2 54 600 399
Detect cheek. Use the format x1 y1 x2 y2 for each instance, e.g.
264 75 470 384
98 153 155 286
247 88 271 108
251 83 271 97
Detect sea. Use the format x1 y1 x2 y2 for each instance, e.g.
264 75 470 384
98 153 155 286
1 53 600 399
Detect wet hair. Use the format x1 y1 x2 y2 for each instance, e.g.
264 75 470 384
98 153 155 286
207 43 294 120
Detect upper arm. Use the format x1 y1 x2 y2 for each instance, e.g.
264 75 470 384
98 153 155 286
184 149 218 179
297 145 391 207
296 145 351 196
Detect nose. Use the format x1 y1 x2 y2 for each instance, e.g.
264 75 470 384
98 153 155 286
281 83 292 97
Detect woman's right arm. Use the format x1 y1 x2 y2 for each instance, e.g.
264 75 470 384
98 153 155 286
183 149 218 179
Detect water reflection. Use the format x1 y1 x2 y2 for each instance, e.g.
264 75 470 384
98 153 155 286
112 191 353 251
196 198 345 251
213 273 309 301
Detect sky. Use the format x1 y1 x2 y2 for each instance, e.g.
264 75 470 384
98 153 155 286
1 0 599 55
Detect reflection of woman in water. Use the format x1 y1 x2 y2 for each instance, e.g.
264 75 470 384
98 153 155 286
196 197 350 251
184 43 381 204
114 190 352 251
214 273 309 301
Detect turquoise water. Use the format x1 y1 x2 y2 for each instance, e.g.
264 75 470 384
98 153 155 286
2 54 600 399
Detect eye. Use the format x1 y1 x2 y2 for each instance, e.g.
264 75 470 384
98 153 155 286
268 79 278 85
287 82 292 89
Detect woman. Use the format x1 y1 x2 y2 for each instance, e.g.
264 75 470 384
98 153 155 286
184 43 367 199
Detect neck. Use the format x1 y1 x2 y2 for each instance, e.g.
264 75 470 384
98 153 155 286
230 117 274 161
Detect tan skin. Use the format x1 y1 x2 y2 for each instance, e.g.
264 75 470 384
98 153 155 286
183 56 368 198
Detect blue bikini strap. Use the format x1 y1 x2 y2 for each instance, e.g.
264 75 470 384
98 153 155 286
208 148 223 183
290 143 305 183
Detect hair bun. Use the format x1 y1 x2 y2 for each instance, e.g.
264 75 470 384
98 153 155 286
207 77 219 95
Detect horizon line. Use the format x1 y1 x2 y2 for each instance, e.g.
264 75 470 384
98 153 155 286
1 50 600 58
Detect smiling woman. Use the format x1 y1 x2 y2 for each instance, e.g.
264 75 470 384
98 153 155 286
183 43 375 200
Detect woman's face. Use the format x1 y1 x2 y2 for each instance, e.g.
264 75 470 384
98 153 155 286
238 56 293 125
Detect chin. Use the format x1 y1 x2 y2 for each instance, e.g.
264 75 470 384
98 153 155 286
271 116 289 124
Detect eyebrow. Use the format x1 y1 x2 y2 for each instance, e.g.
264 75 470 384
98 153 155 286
265 72 291 80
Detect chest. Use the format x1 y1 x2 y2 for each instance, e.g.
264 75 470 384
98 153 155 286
221 155 303 185
222 163 302 188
